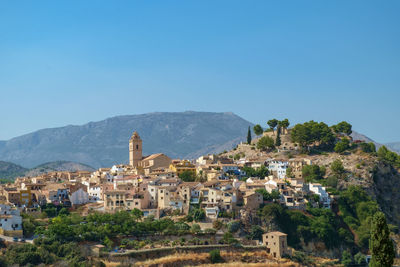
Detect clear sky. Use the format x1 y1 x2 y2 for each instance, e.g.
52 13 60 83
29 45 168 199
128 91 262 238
0 1 399 143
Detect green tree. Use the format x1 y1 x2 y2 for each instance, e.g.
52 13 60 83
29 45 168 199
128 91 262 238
291 121 335 151
332 121 352 135
267 119 279 132
275 127 281 147
331 160 345 179
103 236 114 250
280 118 290 130
354 252 367 266
178 170 196 182
242 166 269 179
22 218 36 238
377 146 400 167
190 223 202 234
192 208 205 222
341 250 353 267
369 212 394 267
302 165 325 182
131 208 144 221
249 225 264 240
247 126 252 144
334 138 350 153
253 124 263 136
256 136 275 151
58 208 69 216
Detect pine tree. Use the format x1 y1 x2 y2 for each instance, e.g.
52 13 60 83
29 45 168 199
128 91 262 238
247 126 252 144
370 212 394 267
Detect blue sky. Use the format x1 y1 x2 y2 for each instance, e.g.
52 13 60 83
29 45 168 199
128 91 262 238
0 1 399 143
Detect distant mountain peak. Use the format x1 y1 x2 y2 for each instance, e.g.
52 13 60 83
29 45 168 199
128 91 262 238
0 111 253 168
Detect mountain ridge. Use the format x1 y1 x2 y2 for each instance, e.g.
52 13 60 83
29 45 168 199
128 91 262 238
0 111 254 168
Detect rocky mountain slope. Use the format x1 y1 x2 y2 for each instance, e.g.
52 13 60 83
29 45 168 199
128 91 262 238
0 111 253 168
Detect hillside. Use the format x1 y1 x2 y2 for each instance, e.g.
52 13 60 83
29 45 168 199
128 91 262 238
0 161 28 179
0 160 95 179
24 161 95 177
0 111 254 168
221 123 400 256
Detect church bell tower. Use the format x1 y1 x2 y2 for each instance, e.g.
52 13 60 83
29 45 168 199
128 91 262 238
129 131 142 167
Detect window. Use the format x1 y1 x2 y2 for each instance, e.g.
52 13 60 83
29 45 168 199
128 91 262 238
136 145 139 149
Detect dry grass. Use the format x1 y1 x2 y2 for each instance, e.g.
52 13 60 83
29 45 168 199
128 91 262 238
132 250 302 267
134 252 209 266
195 263 300 267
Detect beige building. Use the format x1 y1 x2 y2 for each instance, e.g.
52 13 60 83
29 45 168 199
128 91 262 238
138 153 172 175
104 190 150 212
129 131 143 167
262 231 291 259
243 191 263 210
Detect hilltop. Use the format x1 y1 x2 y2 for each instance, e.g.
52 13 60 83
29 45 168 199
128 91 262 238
224 121 400 222
0 111 253 168
0 160 95 179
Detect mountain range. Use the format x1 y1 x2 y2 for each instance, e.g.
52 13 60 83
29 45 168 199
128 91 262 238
0 112 253 169
0 111 398 171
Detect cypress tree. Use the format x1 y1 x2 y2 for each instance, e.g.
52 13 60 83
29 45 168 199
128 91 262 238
370 212 394 267
247 126 252 144
275 127 281 147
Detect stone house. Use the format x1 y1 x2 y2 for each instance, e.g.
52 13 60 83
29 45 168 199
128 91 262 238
262 231 291 259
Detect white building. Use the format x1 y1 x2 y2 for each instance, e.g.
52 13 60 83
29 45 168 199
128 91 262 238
0 204 22 237
266 159 289 179
205 206 219 219
305 183 331 208
196 155 216 166
111 165 125 174
69 187 89 205
88 184 102 202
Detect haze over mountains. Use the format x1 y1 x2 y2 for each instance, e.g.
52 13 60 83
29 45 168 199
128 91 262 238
0 111 398 171
0 112 253 169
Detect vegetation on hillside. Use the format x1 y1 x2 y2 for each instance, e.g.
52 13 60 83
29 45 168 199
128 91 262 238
0 161 27 179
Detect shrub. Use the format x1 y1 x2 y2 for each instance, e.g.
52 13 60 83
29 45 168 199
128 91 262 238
209 249 223 263
360 142 376 153
227 221 240 233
